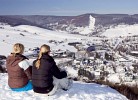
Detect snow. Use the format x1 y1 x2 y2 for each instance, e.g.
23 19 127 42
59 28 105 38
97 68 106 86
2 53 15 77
0 24 81 55
0 23 128 100
79 15 95 35
0 24 100 55
130 51 138 54
0 73 128 100
119 57 130 62
107 74 121 84
89 15 95 31
65 66 78 78
72 15 95 35
102 24 138 38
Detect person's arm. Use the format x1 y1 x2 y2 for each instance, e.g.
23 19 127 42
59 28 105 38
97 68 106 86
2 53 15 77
18 59 32 80
24 66 32 80
51 61 67 79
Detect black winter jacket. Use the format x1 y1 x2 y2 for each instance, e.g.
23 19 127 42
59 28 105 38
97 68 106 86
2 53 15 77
32 53 67 93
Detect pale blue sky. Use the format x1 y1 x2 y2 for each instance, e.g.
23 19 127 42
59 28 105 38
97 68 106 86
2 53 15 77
0 0 138 15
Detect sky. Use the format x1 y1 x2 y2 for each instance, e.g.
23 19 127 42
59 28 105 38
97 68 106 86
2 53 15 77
0 0 138 16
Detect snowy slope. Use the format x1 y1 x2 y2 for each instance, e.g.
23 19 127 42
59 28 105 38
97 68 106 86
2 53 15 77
0 24 102 56
89 15 95 31
102 24 138 38
79 15 95 35
0 73 128 100
0 24 128 100
72 15 95 35
0 24 83 55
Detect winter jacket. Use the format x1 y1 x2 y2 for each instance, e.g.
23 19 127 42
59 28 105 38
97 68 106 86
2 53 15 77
32 53 67 93
6 53 32 88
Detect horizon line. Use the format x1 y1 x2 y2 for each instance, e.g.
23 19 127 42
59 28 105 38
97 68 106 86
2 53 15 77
0 13 138 16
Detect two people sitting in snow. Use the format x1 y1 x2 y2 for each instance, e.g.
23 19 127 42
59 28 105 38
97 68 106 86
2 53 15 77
6 43 72 95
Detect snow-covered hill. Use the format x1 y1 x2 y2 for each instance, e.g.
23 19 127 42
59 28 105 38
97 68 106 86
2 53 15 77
0 24 128 100
0 24 88 55
0 73 128 100
0 23 103 56
101 24 138 38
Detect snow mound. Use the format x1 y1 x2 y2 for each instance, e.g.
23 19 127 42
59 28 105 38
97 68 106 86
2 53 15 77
0 73 128 100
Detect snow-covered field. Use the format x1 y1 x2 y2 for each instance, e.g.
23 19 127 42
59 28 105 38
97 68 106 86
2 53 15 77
0 23 129 100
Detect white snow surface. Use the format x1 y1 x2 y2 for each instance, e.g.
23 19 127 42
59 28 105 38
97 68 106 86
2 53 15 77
102 24 138 38
0 73 128 100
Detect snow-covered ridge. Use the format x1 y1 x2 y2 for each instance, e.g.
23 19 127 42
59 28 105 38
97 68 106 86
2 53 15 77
1 14 138 36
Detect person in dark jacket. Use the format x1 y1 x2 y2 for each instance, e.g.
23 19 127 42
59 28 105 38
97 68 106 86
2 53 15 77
6 43 32 92
32 44 72 95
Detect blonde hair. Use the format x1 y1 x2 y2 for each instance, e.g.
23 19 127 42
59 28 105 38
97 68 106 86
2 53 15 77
35 44 50 69
12 43 24 54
